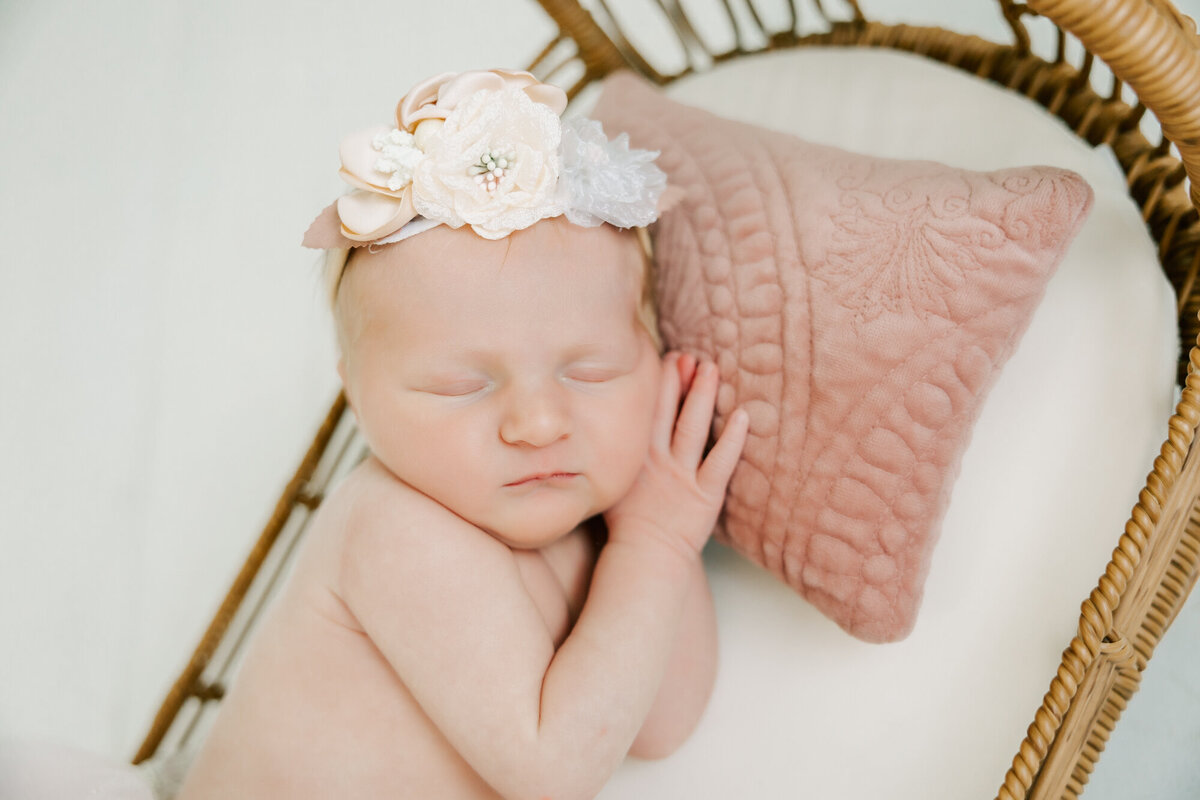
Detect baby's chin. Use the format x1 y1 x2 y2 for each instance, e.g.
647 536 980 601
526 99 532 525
373 456 598 549
479 510 590 550
469 489 603 550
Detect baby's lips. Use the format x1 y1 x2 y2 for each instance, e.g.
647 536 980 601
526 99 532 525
503 471 580 487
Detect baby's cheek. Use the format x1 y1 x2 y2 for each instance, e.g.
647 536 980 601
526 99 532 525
603 398 657 499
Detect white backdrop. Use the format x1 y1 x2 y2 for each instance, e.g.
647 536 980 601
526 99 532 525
2 0 1199 789
0 0 557 757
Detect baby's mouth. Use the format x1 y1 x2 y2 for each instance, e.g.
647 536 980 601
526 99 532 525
504 472 580 487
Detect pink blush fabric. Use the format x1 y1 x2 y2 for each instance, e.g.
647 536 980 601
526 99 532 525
592 70 1094 642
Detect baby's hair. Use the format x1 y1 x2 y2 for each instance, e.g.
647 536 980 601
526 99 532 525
631 226 663 353
322 246 352 310
324 225 664 358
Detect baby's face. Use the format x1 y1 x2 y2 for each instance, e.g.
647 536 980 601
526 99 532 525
338 217 661 548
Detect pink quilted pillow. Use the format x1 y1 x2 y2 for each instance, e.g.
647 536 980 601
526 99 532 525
592 70 1093 642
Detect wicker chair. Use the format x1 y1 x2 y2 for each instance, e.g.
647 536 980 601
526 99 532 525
133 1 1200 798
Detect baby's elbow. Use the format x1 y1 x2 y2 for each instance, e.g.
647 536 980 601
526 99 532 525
625 676 714 761
498 757 611 800
512 786 599 800
626 724 688 761
626 683 713 761
506 779 605 800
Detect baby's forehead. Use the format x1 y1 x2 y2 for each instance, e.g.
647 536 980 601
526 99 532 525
337 219 649 358
346 219 644 310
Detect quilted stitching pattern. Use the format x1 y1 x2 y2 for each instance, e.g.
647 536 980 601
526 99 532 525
594 71 1093 642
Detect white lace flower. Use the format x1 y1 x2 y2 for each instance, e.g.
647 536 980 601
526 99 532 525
411 86 564 239
556 117 667 228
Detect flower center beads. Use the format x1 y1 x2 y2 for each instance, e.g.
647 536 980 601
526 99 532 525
471 148 516 192
372 129 424 192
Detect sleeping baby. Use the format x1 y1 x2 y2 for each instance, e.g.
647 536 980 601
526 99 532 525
175 68 748 799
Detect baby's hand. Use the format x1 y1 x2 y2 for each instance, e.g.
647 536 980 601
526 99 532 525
605 351 749 560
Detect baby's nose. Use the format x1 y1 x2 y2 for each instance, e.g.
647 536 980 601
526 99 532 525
499 381 570 447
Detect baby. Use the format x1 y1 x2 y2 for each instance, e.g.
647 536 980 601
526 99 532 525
177 69 748 800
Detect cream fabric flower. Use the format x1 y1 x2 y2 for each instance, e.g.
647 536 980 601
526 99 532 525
411 86 564 240
333 125 422 242
301 68 668 250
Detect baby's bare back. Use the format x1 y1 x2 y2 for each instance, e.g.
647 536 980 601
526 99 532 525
177 458 597 800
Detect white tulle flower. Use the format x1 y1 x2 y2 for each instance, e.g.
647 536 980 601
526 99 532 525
556 117 666 228
411 86 564 239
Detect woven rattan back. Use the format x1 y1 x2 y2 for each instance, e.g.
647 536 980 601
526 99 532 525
135 3 1200 799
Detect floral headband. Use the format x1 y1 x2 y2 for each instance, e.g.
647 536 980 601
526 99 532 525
302 68 678 249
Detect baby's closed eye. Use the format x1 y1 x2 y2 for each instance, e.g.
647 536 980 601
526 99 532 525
417 378 492 397
409 357 634 397
562 364 628 383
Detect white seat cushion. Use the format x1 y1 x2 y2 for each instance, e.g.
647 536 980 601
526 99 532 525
579 48 1179 799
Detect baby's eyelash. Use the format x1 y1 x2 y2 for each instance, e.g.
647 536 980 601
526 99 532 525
426 381 490 397
565 367 623 382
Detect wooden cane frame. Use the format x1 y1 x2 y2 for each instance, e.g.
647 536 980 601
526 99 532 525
134 2 1200 799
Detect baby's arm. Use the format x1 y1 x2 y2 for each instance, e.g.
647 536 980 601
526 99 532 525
627 554 716 760
340 352 746 800
628 352 718 760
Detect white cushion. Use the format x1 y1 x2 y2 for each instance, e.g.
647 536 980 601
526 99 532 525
583 48 1179 799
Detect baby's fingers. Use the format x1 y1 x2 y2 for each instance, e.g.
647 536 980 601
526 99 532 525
677 352 697 395
697 407 749 496
671 361 719 465
651 352 683 452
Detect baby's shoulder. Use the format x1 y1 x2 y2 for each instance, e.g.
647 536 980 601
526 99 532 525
329 456 507 570
328 456 437 522
329 458 531 630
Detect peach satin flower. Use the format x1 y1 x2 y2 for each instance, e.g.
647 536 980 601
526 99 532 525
396 68 567 132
